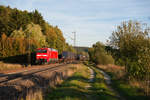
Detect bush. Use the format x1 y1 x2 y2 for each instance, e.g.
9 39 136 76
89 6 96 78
89 42 114 65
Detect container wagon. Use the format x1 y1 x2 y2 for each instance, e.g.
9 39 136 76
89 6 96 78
59 51 76 63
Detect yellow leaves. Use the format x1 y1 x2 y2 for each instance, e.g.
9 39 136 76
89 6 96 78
1 33 7 41
10 28 25 38
25 23 47 47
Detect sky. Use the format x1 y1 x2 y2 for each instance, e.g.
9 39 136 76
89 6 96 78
0 0 150 47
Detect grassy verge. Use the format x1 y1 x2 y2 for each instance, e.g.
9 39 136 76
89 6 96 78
88 64 118 100
45 64 90 100
97 65 149 100
0 61 22 71
45 63 119 100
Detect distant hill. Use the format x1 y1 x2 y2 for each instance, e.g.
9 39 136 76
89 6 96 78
74 46 89 53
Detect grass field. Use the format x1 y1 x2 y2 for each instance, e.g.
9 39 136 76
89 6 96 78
45 63 119 100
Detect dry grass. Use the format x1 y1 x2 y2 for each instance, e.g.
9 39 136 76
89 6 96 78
97 64 125 79
97 64 150 96
0 61 22 71
128 77 150 95
129 79 147 90
23 90 42 100
19 89 43 100
18 64 78 100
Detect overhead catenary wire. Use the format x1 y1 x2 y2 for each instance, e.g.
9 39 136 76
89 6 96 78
63 32 84 47
63 33 74 40
63 32 76 47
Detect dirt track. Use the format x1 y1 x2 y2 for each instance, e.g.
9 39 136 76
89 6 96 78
98 69 126 100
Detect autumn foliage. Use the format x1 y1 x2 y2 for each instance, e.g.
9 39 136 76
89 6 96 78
109 20 150 80
0 5 75 60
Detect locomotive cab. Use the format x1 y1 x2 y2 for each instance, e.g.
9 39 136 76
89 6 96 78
36 48 58 64
36 48 48 64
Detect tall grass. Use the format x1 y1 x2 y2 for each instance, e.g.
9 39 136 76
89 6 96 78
23 89 43 100
97 64 150 100
0 61 22 71
97 65 125 79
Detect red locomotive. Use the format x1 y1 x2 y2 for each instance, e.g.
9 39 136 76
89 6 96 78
36 48 58 64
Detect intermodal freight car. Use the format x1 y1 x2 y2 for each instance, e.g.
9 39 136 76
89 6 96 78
58 51 76 63
36 48 58 64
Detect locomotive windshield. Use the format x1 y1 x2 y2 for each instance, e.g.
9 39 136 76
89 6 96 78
36 49 47 53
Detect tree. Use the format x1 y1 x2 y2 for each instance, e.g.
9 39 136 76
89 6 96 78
10 28 25 38
44 23 57 48
54 26 66 53
9 9 30 34
0 6 11 36
65 43 76 53
109 20 150 79
0 33 7 57
30 10 46 34
88 42 114 65
25 23 47 48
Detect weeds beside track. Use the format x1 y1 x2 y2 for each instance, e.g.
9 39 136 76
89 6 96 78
45 62 120 100
97 64 150 100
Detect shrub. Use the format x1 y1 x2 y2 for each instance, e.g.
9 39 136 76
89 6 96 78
88 42 114 65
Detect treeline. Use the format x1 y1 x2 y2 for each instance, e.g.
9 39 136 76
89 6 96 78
108 20 150 80
0 5 74 58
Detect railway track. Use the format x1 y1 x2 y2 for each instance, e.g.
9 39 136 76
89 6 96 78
0 63 77 100
0 63 66 85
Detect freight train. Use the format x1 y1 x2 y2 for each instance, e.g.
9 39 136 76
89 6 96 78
35 48 88 64
58 51 76 63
